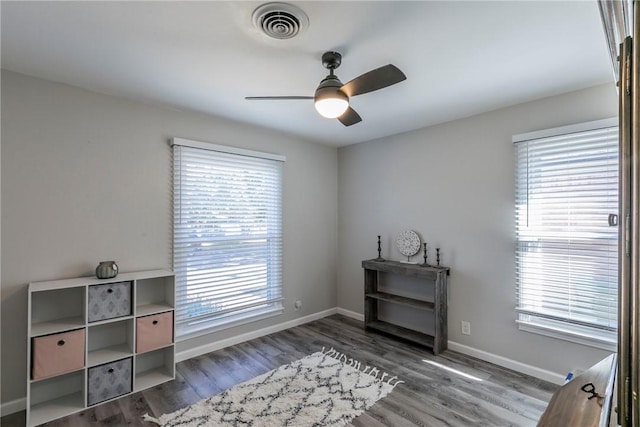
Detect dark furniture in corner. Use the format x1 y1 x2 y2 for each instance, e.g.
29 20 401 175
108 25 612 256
362 259 449 354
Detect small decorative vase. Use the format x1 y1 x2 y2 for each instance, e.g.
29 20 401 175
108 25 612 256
96 261 119 279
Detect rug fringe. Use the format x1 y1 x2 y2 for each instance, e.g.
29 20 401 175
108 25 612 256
320 347 403 389
142 413 162 425
386 375 405 386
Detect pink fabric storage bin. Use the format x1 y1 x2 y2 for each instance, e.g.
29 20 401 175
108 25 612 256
32 328 85 380
136 311 173 354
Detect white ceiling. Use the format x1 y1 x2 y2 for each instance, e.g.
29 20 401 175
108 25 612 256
1 1 613 147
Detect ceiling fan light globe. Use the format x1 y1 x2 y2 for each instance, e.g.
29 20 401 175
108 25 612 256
315 97 349 118
313 73 349 119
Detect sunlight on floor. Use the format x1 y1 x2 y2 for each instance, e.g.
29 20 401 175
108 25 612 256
422 360 484 382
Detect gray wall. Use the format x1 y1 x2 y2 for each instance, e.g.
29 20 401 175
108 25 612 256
337 83 618 377
1 70 338 404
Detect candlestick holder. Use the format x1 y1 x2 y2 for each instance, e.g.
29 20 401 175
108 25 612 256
421 242 429 266
436 248 441 266
375 235 385 261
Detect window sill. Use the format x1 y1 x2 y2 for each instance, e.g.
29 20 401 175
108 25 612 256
517 320 616 352
176 305 283 342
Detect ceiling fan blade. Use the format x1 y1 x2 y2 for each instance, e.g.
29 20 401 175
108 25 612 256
340 64 406 98
338 106 362 126
245 96 313 100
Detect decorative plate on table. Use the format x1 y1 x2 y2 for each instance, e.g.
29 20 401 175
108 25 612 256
396 230 421 258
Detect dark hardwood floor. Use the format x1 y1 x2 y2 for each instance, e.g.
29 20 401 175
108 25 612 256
2 314 557 426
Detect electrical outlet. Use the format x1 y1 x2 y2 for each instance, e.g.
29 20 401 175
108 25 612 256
461 321 471 336
294 300 302 311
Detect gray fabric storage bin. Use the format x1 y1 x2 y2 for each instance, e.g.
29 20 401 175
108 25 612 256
88 281 132 322
87 357 132 406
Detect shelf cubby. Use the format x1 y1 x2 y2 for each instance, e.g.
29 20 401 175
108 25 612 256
28 370 85 427
87 318 134 367
30 287 85 337
134 346 175 392
136 275 175 316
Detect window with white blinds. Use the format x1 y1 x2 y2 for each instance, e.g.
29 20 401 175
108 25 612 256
171 138 285 338
513 119 619 349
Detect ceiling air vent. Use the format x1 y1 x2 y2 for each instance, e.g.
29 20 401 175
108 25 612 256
252 2 309 40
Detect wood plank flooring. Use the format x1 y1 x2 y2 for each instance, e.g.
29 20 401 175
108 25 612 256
1 314 557 426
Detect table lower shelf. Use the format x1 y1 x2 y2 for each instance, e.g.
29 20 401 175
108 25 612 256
365 320 435 349
365 292 434 311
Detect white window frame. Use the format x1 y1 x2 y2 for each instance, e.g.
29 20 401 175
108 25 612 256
171 137 285 340
513 118 619 351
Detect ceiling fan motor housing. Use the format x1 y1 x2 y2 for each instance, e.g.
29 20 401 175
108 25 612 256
314 75 347 102
316 51 346 103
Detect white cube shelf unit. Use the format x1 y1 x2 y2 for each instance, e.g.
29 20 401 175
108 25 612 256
27 269 175 427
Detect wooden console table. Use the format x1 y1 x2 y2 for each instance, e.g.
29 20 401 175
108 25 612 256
362 259 450 354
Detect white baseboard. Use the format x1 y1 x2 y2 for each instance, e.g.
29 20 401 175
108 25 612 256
447 341 565 385
336 307 364 321
176 308 339 362
1 397 26 416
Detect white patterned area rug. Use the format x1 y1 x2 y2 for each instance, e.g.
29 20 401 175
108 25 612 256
143 347 403 427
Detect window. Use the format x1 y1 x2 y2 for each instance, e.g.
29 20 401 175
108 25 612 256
171 138 285 339
513 119 618 350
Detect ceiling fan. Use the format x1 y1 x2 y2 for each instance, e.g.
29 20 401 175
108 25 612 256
245 51 407 126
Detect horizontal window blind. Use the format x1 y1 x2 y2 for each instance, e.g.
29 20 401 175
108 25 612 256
514 122 619 346
172 140 284 337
